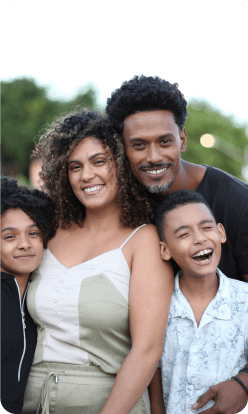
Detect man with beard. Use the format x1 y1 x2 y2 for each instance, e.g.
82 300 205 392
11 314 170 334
106 75 248 414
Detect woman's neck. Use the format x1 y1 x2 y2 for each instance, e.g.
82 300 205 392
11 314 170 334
83 202 122 232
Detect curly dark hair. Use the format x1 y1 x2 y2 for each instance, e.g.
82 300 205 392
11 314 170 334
32 108 156 229
1 176 57 247
155 190 214 241
106 75 188 134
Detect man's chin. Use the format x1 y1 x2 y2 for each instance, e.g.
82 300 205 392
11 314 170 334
145 181 173 194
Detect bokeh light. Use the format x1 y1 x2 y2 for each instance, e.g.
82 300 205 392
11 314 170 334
200 134 216 148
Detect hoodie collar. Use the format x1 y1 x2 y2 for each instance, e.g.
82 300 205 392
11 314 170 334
1 271 15 280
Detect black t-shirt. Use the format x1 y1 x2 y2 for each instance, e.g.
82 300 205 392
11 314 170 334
1 272 37 414
196 165 248 282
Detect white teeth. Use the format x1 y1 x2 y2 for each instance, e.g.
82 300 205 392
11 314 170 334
192 249 212 258
83 185 103 193
197 257 210 263
146 167 167 175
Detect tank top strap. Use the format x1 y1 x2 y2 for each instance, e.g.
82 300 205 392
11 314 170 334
120 224 147 249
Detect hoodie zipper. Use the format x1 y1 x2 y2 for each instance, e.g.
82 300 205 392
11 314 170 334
14 279 29 382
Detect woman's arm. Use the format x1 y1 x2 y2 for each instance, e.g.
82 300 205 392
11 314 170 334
149 367 166 414
100 225 174 414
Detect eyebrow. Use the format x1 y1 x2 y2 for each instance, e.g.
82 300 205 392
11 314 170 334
68 152 107 164
1 224 38 233
128 133 175 141
174 219 214 235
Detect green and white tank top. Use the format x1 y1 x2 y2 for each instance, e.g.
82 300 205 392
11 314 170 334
27 225 146 374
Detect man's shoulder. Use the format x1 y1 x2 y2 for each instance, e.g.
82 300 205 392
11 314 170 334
201 165 248 190
196 165 248 207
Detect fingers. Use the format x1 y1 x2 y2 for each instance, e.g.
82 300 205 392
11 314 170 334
237 402 248 413
194 407 216 414
192 386 217 410
192 380 248 413
192 392 247 414
193 402 248 414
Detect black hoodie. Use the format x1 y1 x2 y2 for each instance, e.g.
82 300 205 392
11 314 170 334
1 272 37 414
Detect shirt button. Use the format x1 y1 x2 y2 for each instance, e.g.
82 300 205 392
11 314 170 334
59 278 64 283
190 361 194 367
53 298 58 303
53 321 58 326
55 287 60 292
64 269 69 274
195 334 200 339
54 310 58 315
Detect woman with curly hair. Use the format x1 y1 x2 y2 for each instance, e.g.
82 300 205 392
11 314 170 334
1 177 56 414
22 109 174 414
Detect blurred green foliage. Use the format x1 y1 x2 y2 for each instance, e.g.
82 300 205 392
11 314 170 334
2 78 99 178
2 78 248 181
184 100 248 179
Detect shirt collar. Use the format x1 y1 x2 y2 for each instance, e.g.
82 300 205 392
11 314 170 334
169 268 231 321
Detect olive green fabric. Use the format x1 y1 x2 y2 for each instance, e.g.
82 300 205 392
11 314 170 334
22 362 149 414
78 274 131 374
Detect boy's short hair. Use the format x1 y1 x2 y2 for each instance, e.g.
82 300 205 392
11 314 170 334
155 190 215 241
1 177 57 247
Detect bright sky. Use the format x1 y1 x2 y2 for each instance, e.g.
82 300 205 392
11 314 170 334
1 0 248 127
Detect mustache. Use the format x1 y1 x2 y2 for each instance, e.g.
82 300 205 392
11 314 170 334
138 162 173 171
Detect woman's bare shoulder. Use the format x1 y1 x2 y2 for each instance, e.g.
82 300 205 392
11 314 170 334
133 224 160 241
124 224 161 258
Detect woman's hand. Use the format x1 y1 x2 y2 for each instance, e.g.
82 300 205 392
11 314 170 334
100 225 174 414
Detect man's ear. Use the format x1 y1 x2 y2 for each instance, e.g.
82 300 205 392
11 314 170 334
180 128 187 153
160 241 172 261
217 223 226 244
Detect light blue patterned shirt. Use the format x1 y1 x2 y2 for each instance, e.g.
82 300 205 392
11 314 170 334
161 269 248 414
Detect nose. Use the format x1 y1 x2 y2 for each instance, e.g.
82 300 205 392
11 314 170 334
81 164 95 181
193 229 207 245
146 144 163 164
17 235 31 250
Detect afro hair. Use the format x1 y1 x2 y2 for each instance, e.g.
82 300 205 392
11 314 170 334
106 75 188 135
1 176 58 247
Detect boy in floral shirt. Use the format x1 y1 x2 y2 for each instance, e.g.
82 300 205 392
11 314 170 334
150 190 248 414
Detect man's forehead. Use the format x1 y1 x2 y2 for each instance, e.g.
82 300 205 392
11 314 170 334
123 110 177 136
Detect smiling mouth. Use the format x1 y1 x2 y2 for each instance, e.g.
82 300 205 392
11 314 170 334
192 249 213 265
141 166 169 178
15 255 35 260
83 185 104 194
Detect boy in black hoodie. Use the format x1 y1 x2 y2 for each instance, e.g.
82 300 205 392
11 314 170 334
1 177 56 414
